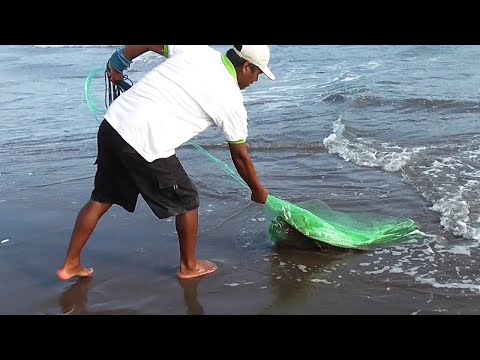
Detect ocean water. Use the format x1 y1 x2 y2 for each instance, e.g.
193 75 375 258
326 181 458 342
1 45 480 314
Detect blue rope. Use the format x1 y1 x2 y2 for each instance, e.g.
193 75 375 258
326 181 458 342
108 48 132 73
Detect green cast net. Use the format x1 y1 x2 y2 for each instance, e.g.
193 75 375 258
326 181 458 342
190 142 419 250
265 198 418 249
84 66 420 250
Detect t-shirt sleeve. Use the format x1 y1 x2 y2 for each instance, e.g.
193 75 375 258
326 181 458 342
164 45 175 58
165 45 205 59
212 104 248 144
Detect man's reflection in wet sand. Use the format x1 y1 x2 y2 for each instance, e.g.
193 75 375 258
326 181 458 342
178 277 205 315
58 277 93 315
58 275 206 315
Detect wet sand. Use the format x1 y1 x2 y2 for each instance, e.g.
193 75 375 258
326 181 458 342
2 177 478 315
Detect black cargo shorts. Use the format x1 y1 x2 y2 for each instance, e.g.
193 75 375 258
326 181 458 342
91 119 199 219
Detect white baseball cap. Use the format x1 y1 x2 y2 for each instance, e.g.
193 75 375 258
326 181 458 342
233 45 275 80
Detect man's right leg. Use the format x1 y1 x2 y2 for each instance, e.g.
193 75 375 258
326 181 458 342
57 200 112 281
176 208 217 279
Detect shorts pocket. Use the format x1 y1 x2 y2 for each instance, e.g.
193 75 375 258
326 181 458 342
153 156 189 189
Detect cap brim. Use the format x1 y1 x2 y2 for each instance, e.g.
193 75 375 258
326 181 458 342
260 66 275 80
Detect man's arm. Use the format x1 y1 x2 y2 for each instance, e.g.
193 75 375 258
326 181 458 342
121 45 165 60
108 45 165 83
228 142 268 204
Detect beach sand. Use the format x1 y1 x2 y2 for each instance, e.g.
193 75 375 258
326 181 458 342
2 177 473 315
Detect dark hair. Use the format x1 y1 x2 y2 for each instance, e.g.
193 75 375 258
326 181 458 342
226 45 247 67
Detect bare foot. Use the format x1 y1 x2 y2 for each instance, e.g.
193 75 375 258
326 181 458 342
178 260 217 280
57 266 94 281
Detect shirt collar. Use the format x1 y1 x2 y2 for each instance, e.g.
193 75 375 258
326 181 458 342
221 54 238 83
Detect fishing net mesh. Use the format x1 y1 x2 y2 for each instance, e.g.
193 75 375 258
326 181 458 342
266 196 418 249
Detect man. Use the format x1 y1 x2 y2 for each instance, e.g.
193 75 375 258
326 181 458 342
57 45 274 281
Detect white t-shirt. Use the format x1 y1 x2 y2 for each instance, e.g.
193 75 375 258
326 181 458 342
104 45 248 162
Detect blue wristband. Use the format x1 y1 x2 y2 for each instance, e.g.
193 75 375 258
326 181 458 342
108 48 132 73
